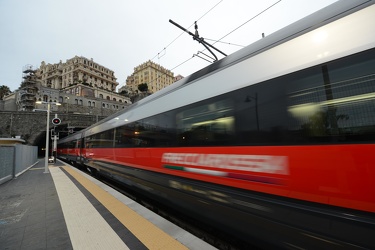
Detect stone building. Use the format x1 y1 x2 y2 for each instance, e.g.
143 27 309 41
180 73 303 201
125 60 175 94
5 57 131 115
174 74 184 82
38 56 119 96
2 93 16 111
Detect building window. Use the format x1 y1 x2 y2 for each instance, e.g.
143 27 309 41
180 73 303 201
92 102 95 107
88 101 91 107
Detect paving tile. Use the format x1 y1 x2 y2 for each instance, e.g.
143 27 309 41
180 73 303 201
26 211 46 226
46 218 66 232
0 160 71 250
22 225 47 248
25 221 46 233
47 237 73 250
0 227 24 249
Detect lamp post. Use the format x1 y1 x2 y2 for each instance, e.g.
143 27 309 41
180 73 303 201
65 96 69 113
36 101 61 173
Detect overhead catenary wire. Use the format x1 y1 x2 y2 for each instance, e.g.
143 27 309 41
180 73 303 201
147 0 282 86
210 0 282 46
172 0 282 69
151 0 224 62
140 0 224 87
202 38 245 48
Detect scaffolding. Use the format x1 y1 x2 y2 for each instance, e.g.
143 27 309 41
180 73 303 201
18 64 39 111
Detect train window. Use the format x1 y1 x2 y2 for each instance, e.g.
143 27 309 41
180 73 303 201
234 78 288 145
115 115 176 148
88 129 114 148
287 48 375 143
83 50 375 148
115 122 151 147
232 48 375 145
121 122 153 147
156 112 177 147
133 119 158 147
176 99 235 146
115 124 135 147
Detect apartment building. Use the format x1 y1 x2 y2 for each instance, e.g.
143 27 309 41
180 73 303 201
13 57 131 114
125 60 175 94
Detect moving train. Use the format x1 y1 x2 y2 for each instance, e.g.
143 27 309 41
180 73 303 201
57 1 375 248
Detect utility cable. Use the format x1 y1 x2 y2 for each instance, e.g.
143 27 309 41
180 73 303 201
203 38 245 48
191 0 281 64
212 0 282 46
145 1 282 86
151 0 223 62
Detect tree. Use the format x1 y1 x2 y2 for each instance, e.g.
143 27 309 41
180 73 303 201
0 85 11 100
119 89 128 96
138 83 148 92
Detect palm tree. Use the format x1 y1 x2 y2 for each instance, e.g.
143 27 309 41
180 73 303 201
0 85 11 100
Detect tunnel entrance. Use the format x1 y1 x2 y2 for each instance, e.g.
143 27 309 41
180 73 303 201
34 131 48 157
33 126 74 157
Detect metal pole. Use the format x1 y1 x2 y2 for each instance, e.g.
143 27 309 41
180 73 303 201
9 113 13 137
44 103 50 173
53 114 57 164
53 134 57 163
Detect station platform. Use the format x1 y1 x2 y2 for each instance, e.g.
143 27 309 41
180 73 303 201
0 159 216 250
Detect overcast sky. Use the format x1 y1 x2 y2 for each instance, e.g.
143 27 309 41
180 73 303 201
0 0 337 92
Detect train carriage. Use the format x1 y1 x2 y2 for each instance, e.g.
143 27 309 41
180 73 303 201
58 1 375 248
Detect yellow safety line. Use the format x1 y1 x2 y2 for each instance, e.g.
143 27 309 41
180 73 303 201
62 166 188 250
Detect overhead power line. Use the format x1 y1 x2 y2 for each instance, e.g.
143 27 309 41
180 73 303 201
169 19 227 61
152 0 282 80
212 0 282 46
203 38 245 48
191 0 282 64
151 0 224 62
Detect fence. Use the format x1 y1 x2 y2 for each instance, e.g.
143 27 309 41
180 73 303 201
0 144 38 185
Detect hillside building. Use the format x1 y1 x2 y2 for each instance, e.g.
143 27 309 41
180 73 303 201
125 60 175 94
8 57 131 115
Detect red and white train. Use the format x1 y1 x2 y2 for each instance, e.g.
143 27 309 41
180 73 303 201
58 1 375 248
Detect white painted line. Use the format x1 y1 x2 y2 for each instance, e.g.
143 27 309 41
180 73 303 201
50 167 129 250
67 165 217 250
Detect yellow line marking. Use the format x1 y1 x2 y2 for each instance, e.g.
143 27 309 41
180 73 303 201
62 166 188 250
51 167 128 249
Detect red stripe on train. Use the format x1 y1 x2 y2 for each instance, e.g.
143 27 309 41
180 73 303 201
60 144 375 213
